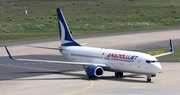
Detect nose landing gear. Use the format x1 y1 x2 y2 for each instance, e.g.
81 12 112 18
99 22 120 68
146 75 153 82
146 77 151 82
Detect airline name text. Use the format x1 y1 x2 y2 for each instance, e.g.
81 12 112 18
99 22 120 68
106 53 138 60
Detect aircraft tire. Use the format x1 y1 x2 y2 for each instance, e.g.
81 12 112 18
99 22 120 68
146 77 151 82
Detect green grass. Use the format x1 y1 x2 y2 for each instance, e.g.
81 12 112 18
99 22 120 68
143 46 180 61
0 33 58 43
1 0 180 42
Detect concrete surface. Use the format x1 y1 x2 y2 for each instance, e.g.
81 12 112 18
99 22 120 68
0 29 180 95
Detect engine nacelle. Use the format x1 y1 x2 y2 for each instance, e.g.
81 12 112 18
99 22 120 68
85 65 104 77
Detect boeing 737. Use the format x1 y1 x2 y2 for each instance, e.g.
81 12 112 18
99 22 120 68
5 8 174 82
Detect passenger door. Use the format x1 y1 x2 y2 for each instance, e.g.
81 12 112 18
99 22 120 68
137 59 141 68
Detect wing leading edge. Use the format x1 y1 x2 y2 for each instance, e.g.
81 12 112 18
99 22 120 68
4 46 107 67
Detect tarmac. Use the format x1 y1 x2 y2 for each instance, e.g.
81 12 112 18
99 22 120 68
0 29 180 95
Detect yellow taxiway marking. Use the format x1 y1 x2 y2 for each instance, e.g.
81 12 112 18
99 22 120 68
0 63 94 95
63 80 94 95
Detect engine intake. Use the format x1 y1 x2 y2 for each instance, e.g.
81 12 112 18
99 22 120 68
85 65 104 77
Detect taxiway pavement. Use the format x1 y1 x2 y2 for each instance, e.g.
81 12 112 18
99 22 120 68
0 29 180 95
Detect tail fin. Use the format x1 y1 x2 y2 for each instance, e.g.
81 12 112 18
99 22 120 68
56 8 81 46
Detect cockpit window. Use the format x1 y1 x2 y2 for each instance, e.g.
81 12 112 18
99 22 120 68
151 61 155 63
146 60 151 63
146 60 158 63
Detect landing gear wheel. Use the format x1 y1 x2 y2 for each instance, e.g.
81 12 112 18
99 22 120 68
115 72 123 77
146 77 151 82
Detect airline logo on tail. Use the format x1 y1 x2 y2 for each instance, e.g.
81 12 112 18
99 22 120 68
56 8 81 46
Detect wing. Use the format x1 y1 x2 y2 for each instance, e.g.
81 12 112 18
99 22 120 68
153 39 174 58
4 46 107 67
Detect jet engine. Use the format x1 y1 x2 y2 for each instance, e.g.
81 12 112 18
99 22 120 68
85 65 104 78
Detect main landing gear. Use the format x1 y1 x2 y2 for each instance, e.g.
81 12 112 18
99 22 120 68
115 72 123 77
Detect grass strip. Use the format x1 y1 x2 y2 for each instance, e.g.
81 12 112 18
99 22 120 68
1 0 180 42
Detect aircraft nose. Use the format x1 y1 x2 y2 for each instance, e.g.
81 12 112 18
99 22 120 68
152 62 162 72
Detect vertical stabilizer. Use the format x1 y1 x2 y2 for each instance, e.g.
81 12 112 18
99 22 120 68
56 8 81 46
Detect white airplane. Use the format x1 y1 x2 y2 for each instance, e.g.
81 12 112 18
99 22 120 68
5 8 174 82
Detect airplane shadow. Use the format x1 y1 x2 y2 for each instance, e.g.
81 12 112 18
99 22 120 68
17 71 153 83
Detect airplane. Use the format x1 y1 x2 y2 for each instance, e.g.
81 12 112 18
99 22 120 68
4 8 174 82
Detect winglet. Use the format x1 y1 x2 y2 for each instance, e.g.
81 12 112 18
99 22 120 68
169 39 174 53
4 46 14 60
153 39 174 58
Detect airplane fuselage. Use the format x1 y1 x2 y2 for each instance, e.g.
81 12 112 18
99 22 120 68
61 46 162 75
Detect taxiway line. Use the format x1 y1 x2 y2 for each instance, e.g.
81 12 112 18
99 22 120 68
63 80 94 95
0 63 95 95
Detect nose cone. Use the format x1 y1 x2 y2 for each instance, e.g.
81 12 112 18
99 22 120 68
152 62 162 73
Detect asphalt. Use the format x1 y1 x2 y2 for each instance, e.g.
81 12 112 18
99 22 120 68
0 29 180 95
0 55 83 80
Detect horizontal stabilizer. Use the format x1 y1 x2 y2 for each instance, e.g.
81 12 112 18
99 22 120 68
26 45 60 50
